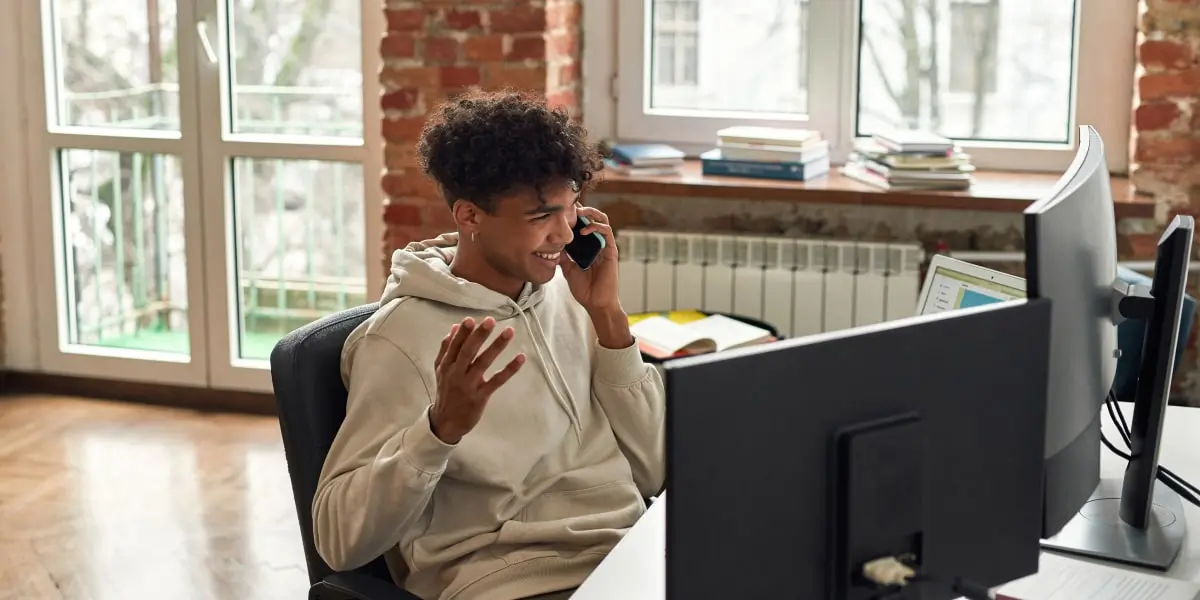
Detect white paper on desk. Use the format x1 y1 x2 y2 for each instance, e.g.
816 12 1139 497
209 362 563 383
996 554 1200 600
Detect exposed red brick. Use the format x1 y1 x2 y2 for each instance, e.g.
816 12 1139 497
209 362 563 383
384 144 420 169
380 33 416 59
545 89 578 113
464 35 507 61
489 6 546 34
422 204 458 231
381 117 428 143
379 66 439 89
1135 101 1182 130
1140 39 1193 70
1134 135 1198 163
483 64 547 90
381 88 421 111
1138 68 1200 101
386 9 425 32
442 8 483 30
546 1 580 30
440 66 482 87
547 30 578 58
382 171 441 199
558 62 579 86
383 200 424 227
424 37 460 63
509 35 546 61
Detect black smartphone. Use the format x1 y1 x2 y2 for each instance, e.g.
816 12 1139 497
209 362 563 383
565 215 606 270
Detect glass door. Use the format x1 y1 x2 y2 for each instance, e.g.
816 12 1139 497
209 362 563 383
195 0 373 391
20 0 379 392
22 0 210 387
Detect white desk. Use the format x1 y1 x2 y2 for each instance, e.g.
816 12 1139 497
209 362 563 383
572 404 1200 599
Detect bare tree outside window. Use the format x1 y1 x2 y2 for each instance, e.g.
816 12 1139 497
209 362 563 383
857 0 1073 142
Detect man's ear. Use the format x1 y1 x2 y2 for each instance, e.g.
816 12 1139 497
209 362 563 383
452 200 483 232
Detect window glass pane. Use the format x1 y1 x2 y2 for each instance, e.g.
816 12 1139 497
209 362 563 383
649 0 808 114
856 0 1075 142
59 150 189 354
231 158 366 361
50 0 179 131
227 0 363 138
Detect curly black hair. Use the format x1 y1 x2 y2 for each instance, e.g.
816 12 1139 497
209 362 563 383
417 89 604 213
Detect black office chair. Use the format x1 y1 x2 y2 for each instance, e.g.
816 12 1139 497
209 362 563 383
270 303 421 600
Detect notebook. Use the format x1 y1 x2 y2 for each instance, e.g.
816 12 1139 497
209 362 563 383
630 314 774 359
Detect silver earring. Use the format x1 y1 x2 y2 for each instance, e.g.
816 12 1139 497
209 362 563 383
471 231 477 242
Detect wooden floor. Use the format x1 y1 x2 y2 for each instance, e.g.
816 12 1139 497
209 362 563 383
0 394 311 600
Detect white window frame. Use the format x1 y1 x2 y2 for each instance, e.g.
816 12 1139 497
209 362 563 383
0 0 384 390
588 0 1136 175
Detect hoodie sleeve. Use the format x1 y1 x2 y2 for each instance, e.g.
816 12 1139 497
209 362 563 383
312 332 455 572
591 340 667 497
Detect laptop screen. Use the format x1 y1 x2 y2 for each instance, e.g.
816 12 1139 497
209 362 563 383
918 264 1026 315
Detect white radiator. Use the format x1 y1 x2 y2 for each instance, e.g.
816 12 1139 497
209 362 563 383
615 230 926 338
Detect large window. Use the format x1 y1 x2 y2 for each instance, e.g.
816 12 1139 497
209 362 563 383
609 0 1136 172
7 0 383 391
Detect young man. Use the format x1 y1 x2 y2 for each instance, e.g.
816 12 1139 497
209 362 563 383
312 90 666 600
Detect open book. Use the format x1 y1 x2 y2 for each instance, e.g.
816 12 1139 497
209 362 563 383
630 314 775 359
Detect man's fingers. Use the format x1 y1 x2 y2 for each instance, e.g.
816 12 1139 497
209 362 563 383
455 316 495 372
468 327 514 377
435 331 452 368
577 206 609 224
444 319 473 367
481 353 526 396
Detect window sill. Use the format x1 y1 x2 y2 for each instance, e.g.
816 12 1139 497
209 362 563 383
591 160 1153 219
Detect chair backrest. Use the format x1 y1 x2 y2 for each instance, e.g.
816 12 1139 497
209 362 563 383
269 303 394 585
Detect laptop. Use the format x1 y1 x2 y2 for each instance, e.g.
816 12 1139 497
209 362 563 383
915 254 1026 316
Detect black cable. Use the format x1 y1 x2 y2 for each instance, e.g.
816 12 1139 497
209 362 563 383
1103 391 1200 505
1105 390 1200 499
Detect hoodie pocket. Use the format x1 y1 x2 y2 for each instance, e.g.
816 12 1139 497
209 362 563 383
518 480 644 525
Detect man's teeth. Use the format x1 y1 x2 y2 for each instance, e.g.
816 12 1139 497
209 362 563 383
535 251 561 260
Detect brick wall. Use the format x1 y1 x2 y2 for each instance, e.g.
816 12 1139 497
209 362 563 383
378 0 581 269
1132 0 1200 403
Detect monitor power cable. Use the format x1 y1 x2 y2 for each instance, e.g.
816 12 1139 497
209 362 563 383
1102 390 1200 508
860 555 994 600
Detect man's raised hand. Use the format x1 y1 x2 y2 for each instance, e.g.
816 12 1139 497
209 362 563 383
429 317 525 444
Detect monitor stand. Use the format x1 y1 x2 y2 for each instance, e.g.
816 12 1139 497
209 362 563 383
1040 478 1186 571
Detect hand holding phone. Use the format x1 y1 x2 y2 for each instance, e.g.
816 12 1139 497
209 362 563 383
564 215 607 270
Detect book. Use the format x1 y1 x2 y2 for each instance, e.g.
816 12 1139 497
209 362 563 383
604 158 682 177
717 139 830 163
995 553 1200 600
872 129 955 154
630 314 775 359
608 143 686 167
699 149 830 181
841 161 972 191
715 125 822 148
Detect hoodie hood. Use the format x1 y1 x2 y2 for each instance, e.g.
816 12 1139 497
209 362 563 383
382 232 581 436
381 232 546 316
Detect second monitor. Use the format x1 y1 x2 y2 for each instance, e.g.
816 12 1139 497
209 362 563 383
664 299 1052 600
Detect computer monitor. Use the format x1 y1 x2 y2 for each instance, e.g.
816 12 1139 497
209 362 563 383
1026 124 1194 570
664 299 1052 600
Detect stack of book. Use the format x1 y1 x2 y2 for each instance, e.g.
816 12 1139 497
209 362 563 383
604 142 685 176
841 130 974 191
699 126 830 181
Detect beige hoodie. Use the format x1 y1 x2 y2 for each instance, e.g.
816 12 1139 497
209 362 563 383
312 233 666 600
